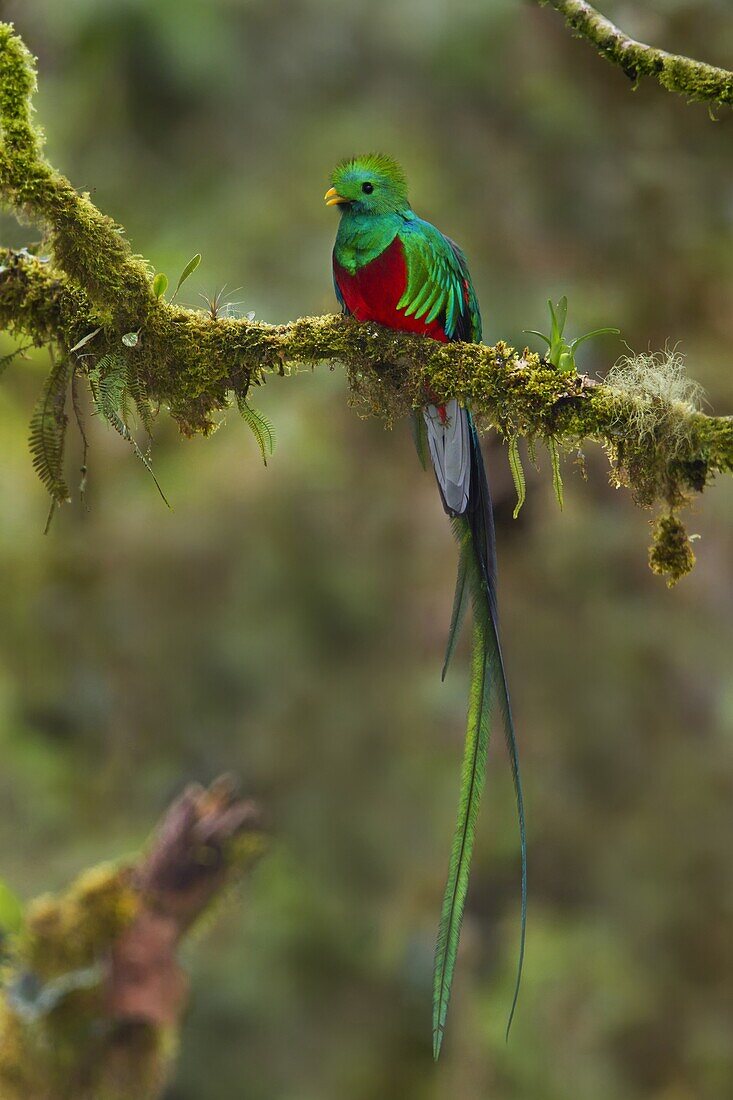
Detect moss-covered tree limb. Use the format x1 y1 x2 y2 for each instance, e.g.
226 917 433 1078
3 244 731 484
0 20 731 582
542 0 733 106
0 24 153 326
0 777 264 1100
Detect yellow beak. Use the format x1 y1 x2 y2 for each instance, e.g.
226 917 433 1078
324 186 348 206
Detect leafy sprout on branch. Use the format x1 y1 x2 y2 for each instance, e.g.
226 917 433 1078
524 295 620 373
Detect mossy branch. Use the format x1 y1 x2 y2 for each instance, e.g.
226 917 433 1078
0 24 153 326
543 0 733 106
0 777 264 1100
0 20 731 583
3 244 731 483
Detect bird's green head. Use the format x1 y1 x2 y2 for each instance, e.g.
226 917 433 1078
325 154 410 216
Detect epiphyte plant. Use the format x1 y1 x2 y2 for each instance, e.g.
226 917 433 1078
525 295 620 372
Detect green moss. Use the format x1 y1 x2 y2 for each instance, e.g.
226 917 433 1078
649 514 696 587
0 25 153 325
0 23 41 160
0 1002 172 1100
22 862 137 979
0 862 169 1100
658 56 733 106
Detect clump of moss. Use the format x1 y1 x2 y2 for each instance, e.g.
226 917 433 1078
0 863 156 1100
22 861 137 979
649 513 696 586
0 1003 172 1100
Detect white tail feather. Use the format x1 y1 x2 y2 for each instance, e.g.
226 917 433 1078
423 399 470 515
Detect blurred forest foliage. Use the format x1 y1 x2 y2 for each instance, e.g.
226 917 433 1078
0 1 731 1097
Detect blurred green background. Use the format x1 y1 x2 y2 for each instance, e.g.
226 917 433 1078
1 1 732 1097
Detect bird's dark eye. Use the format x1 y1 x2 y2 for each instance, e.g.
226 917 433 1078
362 182 374 194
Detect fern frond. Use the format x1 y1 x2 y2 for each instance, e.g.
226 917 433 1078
28 356 71 506
125 360 155 439
91 353 127 420
0 344 30 380
508 436 526 519
548 436 564 511
236 395 276 465
101 404 171 509
90 353 170 508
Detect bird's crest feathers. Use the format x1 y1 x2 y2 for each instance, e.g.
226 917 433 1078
333 152 407 188
330 153 410 212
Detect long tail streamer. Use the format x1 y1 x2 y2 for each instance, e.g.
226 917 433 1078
431 414 527 1060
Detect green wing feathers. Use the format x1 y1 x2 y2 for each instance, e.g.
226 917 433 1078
397 221 482 342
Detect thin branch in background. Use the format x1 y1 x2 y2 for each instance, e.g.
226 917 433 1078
542 0 733 105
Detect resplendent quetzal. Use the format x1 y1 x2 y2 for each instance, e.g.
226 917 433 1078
325 154 526 1058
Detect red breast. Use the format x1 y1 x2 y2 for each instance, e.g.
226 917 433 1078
333 236 449 342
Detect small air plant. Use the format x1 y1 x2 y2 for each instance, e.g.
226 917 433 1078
198 284 255 322
525 296 619 372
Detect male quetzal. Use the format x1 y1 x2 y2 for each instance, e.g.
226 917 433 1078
325 154 526 1058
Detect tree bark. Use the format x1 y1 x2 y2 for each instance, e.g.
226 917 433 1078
0 777 263 1100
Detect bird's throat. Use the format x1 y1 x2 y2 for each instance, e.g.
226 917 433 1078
333 211 402 274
